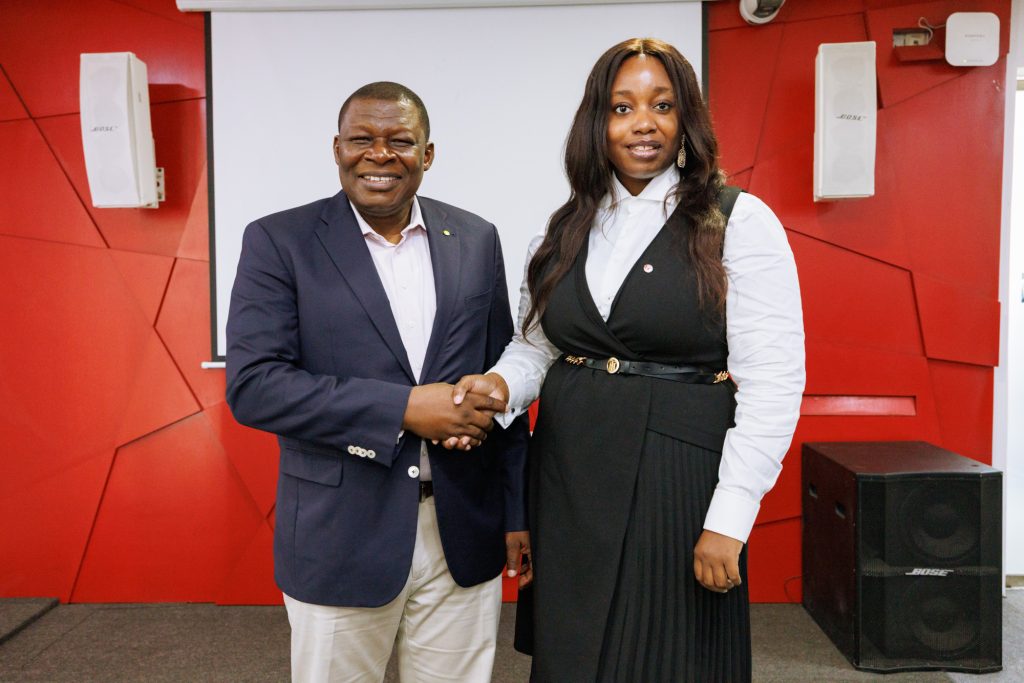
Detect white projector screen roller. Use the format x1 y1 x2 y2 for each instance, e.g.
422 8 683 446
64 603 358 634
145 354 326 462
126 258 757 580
210 3 704 358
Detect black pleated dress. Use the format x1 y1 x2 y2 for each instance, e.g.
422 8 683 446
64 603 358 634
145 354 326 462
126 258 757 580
514 200 752 683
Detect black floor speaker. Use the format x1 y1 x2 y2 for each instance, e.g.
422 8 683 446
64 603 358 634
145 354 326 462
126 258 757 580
801 441 1001 673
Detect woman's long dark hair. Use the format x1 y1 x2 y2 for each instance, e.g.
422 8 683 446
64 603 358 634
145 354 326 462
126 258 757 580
523 38 727 335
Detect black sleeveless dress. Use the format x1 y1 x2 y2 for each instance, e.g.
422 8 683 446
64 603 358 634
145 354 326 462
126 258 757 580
514 200 752 683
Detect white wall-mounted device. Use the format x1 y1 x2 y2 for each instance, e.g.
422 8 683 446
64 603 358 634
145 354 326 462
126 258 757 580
814 41 877 201
945 12 1000 67
80 52 163 208
739 0 786 25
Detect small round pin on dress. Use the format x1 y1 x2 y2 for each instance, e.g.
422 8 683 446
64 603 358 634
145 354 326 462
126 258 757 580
642 263 654 273
442 229 452 236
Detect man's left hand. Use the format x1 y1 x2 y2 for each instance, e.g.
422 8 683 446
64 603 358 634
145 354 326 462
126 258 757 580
505 531 533 588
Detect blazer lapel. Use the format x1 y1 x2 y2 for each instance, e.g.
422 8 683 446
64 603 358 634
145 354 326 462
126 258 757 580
419 197 461 382
315 191 416 383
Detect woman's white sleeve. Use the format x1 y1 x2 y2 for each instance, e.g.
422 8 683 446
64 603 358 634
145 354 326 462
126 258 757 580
490 231 561 424
702 193 806 544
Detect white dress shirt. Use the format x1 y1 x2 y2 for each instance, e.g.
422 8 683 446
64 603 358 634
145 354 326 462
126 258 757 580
352 197 436 480
490 166 805 543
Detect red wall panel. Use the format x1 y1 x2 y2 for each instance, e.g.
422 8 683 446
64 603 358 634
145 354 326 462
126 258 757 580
0 0 1008 605
0 449 114 601
747 518 803 603
0 120 106 248
0 69 28 121
878 61 1005 299
71 413 263 602
788 232 923 355
707 23 782 174
914 271 1000 366
0 0 204 117
108 249 176 326
156 258 226 408
927 360 995 463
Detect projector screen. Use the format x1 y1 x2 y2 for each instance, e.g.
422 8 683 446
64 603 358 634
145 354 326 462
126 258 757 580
209 2 704 358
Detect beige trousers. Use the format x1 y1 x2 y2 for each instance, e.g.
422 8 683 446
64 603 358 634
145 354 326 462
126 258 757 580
283 498 503 683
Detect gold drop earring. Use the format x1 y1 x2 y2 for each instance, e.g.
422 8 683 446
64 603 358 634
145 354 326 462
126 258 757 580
676 134 687 168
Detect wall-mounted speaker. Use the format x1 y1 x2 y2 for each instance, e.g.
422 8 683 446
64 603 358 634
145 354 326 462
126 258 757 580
79 52 162 208
802 441 1001 674
814 41 876 201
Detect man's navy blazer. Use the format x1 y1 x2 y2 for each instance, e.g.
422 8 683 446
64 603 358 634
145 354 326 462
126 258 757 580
225 190 528 607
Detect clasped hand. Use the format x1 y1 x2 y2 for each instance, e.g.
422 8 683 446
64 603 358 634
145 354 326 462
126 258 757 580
439 373 510 450
402 378 508 451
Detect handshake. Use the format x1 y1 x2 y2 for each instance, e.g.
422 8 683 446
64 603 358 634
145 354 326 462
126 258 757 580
402 373 511 451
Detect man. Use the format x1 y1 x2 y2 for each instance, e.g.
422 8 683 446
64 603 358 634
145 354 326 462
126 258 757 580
226 82 529 682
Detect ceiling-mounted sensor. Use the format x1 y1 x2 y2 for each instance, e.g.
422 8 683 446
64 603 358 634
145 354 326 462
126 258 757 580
739 0 786 25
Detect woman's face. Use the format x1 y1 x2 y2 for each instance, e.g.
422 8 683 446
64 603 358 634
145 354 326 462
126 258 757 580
605 55 680 196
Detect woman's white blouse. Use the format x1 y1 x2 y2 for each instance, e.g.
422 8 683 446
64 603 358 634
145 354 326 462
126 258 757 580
491 167 805 544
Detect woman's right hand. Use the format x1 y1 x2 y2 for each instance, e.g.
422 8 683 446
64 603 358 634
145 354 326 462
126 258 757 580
453 373 510 405
440 373 511 450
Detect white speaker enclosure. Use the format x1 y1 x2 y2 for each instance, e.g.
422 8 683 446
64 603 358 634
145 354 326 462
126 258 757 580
80 52 160 208
814 41 877 202
945 12 1000 67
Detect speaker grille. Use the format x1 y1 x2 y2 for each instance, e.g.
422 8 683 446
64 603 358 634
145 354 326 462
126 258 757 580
899 484 979 564
859 573 1001 669
859 478 996 568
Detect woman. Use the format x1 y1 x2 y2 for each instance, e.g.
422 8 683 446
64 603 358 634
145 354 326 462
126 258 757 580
453 38 804 682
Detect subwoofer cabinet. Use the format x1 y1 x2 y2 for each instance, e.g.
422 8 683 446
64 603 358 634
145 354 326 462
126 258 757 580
802 441 1001 673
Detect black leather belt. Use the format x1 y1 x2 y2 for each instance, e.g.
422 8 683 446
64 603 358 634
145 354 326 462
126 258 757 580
563 354 730 385
419 480 434 501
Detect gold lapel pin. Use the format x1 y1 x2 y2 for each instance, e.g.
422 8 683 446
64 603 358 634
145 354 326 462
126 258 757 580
442 229 452 236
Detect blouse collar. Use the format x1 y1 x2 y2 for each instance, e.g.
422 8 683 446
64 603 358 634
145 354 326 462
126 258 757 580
601 164 680 212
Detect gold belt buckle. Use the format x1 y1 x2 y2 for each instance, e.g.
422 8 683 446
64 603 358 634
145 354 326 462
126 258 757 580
606 357 620 374
714 370 730 383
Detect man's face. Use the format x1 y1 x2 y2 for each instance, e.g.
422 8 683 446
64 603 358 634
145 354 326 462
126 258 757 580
334 97 434 228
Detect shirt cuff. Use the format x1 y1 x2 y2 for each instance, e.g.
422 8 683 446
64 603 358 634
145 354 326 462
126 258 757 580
488 363 530 413
494 405 524 430
702 487 761 544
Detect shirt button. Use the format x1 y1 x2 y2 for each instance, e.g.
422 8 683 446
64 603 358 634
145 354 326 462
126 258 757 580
408 465 420 478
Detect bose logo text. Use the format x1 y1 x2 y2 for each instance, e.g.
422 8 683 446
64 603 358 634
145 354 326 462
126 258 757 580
905 568 953 577
836 114 867 121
